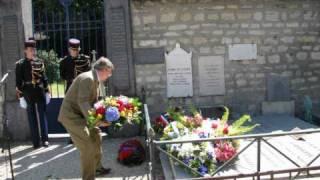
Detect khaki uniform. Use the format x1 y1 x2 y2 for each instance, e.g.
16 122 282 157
58 70 102 180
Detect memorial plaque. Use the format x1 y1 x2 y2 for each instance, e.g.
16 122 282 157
3 15 20 101
109 8 129 89
134 47 165 64
198 56 225 96
229 44 257 60
105 0 135 95
165 43 193 98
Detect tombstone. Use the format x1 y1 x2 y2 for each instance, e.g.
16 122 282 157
165 43 193 98
267 74 291 101
262 74 294 116
198 56 225 96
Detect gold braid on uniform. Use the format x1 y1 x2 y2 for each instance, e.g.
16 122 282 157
31 59 45 85
74 55 91 76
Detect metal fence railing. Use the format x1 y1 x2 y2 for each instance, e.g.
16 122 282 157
32 6 106 98
144 104 320 180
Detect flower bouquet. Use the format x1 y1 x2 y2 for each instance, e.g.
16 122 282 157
154 106 259 177
87 95 142 129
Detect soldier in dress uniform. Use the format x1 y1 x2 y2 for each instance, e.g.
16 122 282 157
59 38 91 92
59 38 91 144
15 39 51 149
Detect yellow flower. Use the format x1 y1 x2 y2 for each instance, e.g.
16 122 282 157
109 99 118 106
120 111 126 117
181 116 187 123
128 112 133 118
97 114 103 120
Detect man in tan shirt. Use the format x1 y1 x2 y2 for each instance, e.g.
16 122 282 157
58 57 113 180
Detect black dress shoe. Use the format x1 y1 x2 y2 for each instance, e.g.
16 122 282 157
33 145 41 149
96 167 111 177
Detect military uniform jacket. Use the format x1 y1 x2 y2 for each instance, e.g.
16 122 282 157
59 54 91 90
15 58 49 103
58 70 99 124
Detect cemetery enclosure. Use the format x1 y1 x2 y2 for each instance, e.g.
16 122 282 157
144 104 320 179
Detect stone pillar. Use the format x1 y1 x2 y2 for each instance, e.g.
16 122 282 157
0 0 33 140
104 0 136 96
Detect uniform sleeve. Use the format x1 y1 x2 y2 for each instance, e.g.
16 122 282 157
86 57 92 71
77 77 94 120
59 59 66 80
42 63 49 92
15 61 23 97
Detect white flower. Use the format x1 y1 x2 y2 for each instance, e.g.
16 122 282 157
94 101 104 109
171 122 180 135
118 95 129 104
168 132 176 138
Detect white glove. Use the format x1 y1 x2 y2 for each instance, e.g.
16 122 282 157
19 97 27 109
46 93 51 105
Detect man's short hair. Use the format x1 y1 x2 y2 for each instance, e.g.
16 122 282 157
93 57 114 71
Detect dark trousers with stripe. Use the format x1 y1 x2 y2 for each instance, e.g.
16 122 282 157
26 101 48 147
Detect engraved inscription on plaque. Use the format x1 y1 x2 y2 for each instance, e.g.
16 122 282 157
165 43 193 98
198 56 225 96
109 7 130 89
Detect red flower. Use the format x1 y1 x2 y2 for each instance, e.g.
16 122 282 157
96 106 105 115
117 100 126 111
125 103 134 110
118 148 133 161
155 116 168 127
223 125 229 135
215 142 236 162
118 105 125 112
211 122 218 129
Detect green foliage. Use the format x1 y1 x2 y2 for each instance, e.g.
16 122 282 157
167 107 185 123
232 114 251 128
87 114 96 129
37 50 60 83
221 106 230 123
189 105 199 116
229 114 260 136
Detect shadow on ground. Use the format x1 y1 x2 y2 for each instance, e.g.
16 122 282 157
0 136 151 180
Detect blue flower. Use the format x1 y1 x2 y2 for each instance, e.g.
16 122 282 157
207 153 213 160
198 164 208 176
105 107 120 122
198 132 207 138
182 157 192 165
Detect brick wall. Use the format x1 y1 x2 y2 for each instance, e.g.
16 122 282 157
131 0 320 118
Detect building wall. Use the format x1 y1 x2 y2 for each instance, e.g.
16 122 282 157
0 0 32 140
131 0 320 118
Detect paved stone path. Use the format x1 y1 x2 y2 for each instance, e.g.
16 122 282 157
0 136 163 180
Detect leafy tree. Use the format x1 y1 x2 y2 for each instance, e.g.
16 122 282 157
33 0 104 12
37 50 60 83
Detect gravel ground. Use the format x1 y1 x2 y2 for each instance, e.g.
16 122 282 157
0 136 164 180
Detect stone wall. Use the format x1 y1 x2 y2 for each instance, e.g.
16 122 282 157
0 0 33 139
131 0 320 118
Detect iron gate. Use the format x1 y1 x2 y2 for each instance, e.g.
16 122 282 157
32 2 106 133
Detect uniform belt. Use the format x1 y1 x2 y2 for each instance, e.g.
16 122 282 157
24 81 43 86
24 81 34 85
